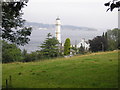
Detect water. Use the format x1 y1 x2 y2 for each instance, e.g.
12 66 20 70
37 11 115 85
20 28 106 53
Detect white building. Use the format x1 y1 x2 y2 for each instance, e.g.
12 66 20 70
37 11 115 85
55 17 61 43
76 38 90 50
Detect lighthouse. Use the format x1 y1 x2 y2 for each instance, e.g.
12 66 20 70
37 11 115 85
55 17 61 43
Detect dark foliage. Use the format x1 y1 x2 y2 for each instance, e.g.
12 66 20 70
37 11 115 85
40 33 60 58
22 52 38 62
79 44 85 54
107 28 120 50
89 36 105 52
1 1 32 46
2 41 23 63
22 50 46 62
104 0 120 11
89 28 120 52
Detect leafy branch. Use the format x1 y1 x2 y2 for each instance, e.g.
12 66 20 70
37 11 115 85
104 0 120 11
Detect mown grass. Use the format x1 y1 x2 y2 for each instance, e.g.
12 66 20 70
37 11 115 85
2 51 118 88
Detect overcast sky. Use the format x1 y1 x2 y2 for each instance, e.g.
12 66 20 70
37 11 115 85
22 0 118 30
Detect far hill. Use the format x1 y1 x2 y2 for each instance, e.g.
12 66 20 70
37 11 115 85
25 22 97 31
2 51 118 88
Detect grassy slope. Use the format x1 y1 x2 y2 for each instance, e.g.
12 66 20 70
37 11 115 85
2 51 118 88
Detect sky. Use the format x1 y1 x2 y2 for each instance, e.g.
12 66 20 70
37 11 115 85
22 0 118 30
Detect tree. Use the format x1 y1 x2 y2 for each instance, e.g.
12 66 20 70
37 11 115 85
1 1 32 46
22 49 27 57
104 0 120 11
2 40 23 63
103 1 120 51
64 38 71 55
89 36 104 52
21 49 27 62
107 28 120 50
104 32 108 50
40 33 60 58
79 44 85 54
102 32 108 51
22 51 38 62
89 28 120 52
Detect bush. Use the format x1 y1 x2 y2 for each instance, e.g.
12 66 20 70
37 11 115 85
22 50 45 62
2 41 23 63
22 52 36 62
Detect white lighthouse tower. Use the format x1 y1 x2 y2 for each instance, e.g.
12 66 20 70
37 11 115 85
55 17 61 43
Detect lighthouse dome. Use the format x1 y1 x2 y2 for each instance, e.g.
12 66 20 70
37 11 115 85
56 17 60 20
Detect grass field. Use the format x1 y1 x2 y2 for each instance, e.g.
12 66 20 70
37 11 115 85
2 51 118 88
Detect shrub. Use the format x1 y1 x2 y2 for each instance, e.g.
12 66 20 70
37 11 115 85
2 41 23 63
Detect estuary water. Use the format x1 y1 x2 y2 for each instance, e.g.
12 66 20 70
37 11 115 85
20 28 106 53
